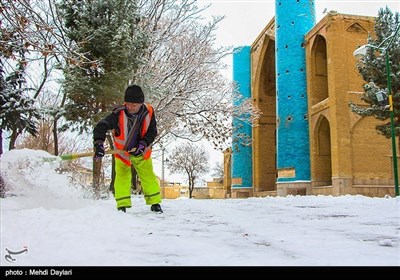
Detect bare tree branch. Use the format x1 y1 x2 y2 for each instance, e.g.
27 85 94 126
0 0 98 69
134 0 260 151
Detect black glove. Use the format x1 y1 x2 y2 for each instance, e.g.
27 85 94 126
94 140 105 158
132 140 146 156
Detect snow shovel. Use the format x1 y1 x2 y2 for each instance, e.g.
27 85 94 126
59 148 136 161
60 150 126 160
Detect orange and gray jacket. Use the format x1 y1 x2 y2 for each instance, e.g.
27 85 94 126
93 103 157 165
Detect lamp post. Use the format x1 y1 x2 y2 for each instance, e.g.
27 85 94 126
353 23 400 196
161 147 170 198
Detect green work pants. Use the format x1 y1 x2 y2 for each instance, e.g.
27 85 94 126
114 155 161 209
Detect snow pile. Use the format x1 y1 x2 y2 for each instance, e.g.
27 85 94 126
1 149 85 209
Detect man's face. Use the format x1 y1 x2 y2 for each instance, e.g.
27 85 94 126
125 102 142 114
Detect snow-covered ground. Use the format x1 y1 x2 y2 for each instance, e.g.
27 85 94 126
1 149 399 266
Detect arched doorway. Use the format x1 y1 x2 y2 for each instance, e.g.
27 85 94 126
253 38 277 192
310 35 328 105
313 115 332 187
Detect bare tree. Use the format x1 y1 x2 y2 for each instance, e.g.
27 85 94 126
168 142 209 198
0 0 97 69
211 161 223 180
1 0 98 152
15 119 91 174
15 120 87 156
135 0 261 151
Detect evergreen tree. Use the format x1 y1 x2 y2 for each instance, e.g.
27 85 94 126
351 7 400 138
59 0 149 132
0 59 41 149
1 0 100 155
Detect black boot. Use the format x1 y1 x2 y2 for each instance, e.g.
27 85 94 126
150 204 163 213
118 206 126 213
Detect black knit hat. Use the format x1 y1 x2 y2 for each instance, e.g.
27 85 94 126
124 85 144 103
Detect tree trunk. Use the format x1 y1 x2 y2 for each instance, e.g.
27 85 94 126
53 118 59 156
131 167 138 194
0 129 2 155
93 157 102 200
106 134 115 195
8 129 19 150
189 178 194 198
56 89 68 156
0 173 4 198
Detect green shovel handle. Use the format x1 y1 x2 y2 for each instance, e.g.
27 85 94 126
59 149 136 160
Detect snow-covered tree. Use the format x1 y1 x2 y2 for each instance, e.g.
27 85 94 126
0 0 97 70
134 0 261 150
59 0 149 132
350 7 400 139
58 0 151 198
0 0 97 153
0 58 41 150
168 142 209 198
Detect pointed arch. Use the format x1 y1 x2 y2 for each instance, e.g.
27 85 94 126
252 34 277 192
310 35 328 105
312 115 332 186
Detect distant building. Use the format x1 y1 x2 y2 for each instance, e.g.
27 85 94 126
161 182 189 199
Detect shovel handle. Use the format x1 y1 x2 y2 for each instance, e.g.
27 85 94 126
60 149 135 161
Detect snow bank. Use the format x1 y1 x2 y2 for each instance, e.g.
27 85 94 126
1 149 86 209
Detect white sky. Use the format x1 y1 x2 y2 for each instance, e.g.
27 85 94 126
1 149 399 267
199 0 400 48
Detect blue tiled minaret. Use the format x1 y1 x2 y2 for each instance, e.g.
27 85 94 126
232 46 252 188
275 0 315 182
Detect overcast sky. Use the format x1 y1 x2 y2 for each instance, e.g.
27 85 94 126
199 0 400 48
